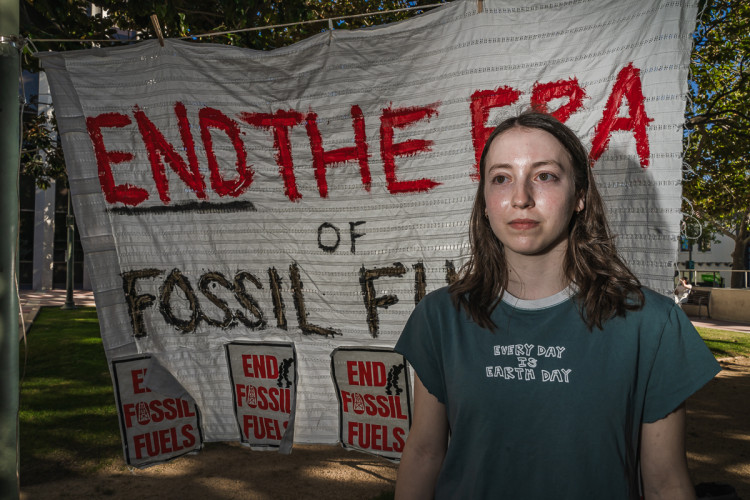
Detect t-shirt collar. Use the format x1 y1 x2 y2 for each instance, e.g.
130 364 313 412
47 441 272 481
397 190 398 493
501 285 576 310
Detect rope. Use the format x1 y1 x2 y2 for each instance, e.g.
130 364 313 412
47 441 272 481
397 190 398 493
22 3 448 49
185 3 446 39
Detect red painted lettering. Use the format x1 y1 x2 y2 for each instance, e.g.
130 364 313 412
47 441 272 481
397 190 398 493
346 360 387 386
236 383 247 406
86 112 147 206
469 86 522 178
241 354 279 379
305 105 371 197
133 431 151 459
198 107 254 197
379 103 441 194
340 391 407 419
590 63 653 167
131 368 151 394
132 425 196 459
239 110 304 201
235 384 291 413
392 426 406 452
133 102 207 204
181 424 197 448
122 398 195 428
530 78 587 123
180 398 196 418
123 402 137 428
149 399 165 423
347 422 405 452
242 414 283 441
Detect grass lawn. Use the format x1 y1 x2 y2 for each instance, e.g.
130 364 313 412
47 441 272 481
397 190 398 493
695 326 750 358
18 306 121 485
18 307 750 489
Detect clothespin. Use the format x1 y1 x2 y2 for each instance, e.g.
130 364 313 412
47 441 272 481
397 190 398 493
477 0 483 13
150 14 165 47
328 18 334 45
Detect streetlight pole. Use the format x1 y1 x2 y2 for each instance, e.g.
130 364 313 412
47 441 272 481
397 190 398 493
61 190 76 310
0 0 21 496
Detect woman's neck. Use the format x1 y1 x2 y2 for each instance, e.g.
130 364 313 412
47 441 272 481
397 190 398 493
505 251 570 300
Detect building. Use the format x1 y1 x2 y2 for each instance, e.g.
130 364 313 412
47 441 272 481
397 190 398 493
19 71 86 290
677 233 741 288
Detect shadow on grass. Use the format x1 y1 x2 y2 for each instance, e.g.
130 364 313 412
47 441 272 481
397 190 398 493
19 307 122 486
704 338 750 358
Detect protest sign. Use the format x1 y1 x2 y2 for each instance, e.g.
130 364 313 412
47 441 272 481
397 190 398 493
226 342 297 452
112 356 202 467
331 348 410 460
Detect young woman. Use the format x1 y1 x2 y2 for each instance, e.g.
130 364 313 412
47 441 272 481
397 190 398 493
394 112 719 499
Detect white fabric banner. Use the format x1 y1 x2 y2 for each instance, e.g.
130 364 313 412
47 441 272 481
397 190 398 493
40 0 697 446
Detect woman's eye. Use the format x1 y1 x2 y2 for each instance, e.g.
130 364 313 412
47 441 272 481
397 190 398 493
537 172 556 182
492 175 508 184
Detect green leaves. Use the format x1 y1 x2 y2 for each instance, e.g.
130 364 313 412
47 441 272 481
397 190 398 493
683 0 750 254
20 110 66 190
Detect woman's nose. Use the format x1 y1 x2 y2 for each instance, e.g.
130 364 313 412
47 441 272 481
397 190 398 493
511 180 534 209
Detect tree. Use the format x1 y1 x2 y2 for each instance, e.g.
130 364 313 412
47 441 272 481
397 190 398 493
683 0 750 287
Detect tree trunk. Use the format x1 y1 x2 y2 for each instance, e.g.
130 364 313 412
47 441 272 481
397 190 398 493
731 228 748 288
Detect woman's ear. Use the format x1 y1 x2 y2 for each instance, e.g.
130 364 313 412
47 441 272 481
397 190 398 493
576 195 585 213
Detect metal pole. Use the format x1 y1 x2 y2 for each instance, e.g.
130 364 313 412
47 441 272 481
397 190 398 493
61 191 76 310
0 0 21 496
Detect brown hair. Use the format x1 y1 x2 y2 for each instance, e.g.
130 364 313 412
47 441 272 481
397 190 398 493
449 111 644 331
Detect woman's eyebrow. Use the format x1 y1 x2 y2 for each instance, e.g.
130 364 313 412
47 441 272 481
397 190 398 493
487 160 564 171
486 163 512 172
530 160 564 169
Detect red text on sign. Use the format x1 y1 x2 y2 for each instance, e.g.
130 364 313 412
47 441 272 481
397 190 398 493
242 354 279 379
132 424 197 459
131 368 151 394
235 384 291 413
347 422 405 453
346 360 386 386
340 390 407 420
122 397 196 428
243 414 288 441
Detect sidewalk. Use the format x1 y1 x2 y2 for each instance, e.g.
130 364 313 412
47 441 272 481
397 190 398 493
688 316 750 334
18 289 750 335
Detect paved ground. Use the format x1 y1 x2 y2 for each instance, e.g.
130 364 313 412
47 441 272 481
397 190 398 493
691 316 750 334
18 289 96 337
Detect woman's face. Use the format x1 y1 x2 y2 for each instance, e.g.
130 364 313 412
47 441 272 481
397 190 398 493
483 126 583 263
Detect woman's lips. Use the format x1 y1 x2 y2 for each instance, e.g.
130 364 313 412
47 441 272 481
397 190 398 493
509 219 539 230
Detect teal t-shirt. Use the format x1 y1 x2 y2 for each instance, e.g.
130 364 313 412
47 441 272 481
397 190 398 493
395 286 720 500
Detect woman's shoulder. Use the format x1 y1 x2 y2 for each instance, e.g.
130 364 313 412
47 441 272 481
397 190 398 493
630 286 683 319
407 286 467 325
417 286 454 309
640 286 677 305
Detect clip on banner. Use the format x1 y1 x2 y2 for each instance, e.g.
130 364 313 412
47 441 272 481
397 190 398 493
150 14 165 47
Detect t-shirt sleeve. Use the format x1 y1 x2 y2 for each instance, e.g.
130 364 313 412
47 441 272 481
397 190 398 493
642 304 721 423
394 295 447 404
